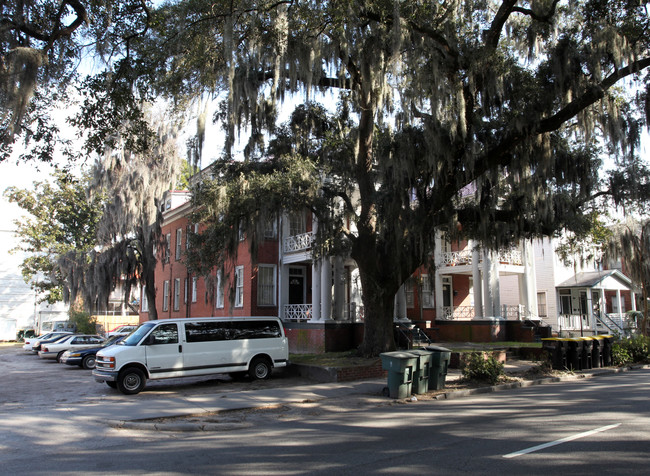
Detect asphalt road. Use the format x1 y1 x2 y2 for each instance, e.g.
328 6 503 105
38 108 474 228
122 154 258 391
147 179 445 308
1 344 649 475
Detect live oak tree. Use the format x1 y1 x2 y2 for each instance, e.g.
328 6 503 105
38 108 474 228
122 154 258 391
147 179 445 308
125 0 650 356
59 113 183 321
0 0 153 162
4 169 103 304
8 1 650 355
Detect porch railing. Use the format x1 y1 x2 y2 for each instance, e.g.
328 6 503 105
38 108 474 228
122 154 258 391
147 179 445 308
440 248 523 267
282 303 364 322
558 314 588 330
440 250 473 266
283 232 315 253
283 304 312 321
441 304 534 320
597 313 636 335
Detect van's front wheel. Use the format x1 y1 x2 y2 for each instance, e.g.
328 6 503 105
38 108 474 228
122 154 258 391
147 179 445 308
117 367 146 394
249 357 272 380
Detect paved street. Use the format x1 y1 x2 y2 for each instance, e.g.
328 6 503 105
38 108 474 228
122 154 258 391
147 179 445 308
1 344 649 475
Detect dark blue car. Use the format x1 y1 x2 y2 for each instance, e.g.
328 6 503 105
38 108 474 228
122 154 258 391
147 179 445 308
60 334 126 369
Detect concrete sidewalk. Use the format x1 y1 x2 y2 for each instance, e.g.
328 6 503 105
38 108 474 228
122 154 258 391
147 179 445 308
68 360 530 430
63 361 643 432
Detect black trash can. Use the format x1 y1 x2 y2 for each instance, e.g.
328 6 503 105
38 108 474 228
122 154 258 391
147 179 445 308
563 338 583 371
542 338 567 370
425 345 452 390
591 336 604 368
579 337 593 370
601 335 615 366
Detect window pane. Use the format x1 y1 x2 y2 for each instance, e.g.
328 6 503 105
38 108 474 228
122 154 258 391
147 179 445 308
257 265 275 306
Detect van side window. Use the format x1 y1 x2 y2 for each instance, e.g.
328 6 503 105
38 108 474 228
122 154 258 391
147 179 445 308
185 322 231 342
230 320 281 340
151 324 179 345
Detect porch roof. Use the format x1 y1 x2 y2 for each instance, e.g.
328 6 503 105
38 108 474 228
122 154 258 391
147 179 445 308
557 270 633 289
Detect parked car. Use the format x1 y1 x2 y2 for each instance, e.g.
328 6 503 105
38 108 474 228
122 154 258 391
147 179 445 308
26 332 74 353
106 325 138 337
60 334 126 369
38 334 105 362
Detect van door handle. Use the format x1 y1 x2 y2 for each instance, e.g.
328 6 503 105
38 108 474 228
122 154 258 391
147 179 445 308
178 344 183 353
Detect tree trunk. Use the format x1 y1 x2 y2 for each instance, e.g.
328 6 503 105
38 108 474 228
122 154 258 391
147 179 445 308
357 269 398 356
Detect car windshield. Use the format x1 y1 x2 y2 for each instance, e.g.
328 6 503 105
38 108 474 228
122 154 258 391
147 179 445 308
120 323 155 346
51 334 72 343
102 335 123 347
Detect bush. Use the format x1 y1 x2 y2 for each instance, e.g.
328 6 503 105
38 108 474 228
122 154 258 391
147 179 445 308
69 308 97 334
461 351 505 385
612 335 650 366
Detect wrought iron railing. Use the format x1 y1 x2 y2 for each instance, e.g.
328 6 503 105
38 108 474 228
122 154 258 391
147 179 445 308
283 232 315 253
440 306 475 320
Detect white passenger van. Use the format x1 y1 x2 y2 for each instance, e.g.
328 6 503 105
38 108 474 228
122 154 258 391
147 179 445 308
92 317 289 395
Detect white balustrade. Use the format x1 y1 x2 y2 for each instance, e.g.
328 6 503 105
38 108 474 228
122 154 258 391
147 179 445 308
283 232 315 253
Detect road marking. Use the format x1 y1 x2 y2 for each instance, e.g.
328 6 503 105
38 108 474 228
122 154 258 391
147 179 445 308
503 423 621 459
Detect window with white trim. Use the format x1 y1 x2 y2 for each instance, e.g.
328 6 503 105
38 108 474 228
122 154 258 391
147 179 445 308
175 228 182 260
289 212 306 236
163 280 170 311
141 286 149 312
173 278 180 311
192 277 198 303
421 275 434 308
216 268 225 308
405 279 414 308
257 265 276 306
235 266 244 307
537 292 547 317
164 233 171 263
263 214 277 239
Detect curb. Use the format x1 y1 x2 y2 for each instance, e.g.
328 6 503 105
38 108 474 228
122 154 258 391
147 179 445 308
108 364 650 432
431 364 650 400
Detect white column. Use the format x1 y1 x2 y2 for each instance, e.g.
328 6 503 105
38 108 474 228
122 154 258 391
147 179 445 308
472 242 483 319
616 289 622 314
310 260 321 322
520 241 538 319
333 256 345 320
631 291 637 311
321 257 332 321
394 284 407 321
435 272 444 320
483 251 493 317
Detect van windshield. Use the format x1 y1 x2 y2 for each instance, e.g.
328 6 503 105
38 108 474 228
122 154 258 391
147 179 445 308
120 323 156 346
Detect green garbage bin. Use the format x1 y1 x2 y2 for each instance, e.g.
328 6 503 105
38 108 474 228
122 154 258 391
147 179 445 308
425 345 452 390
578 337 594 370
590 336 604 368
601 335 615 366
542 338 567 370
407 349 433 394
380 351 418 399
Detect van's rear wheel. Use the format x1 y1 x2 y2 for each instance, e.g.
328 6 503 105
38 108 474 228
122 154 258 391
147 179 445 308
249 357 272 380
117 367 146 394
